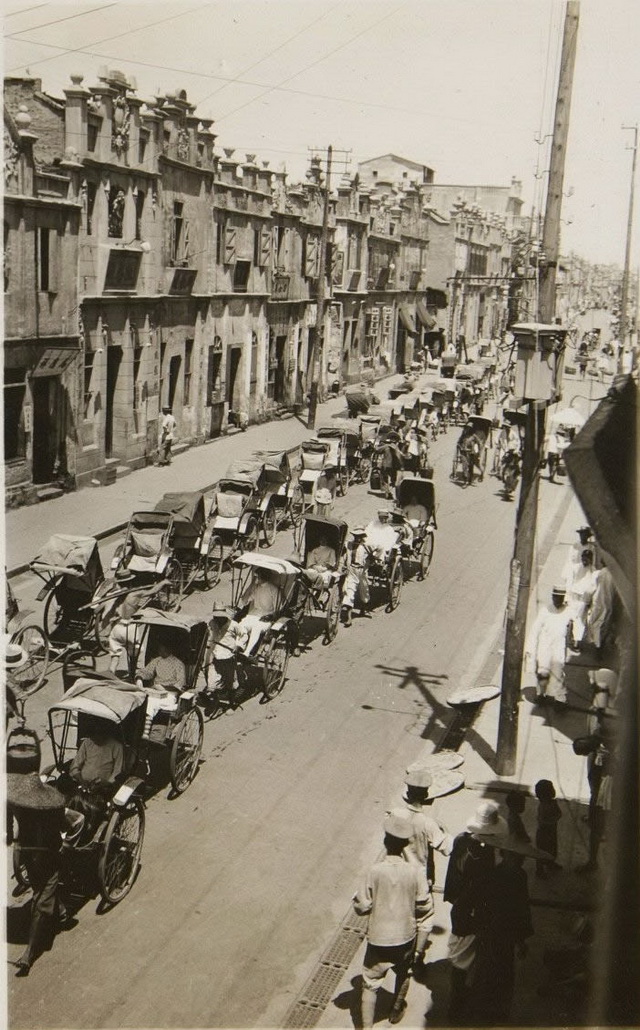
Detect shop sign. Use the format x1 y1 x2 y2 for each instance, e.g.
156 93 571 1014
272 275 290 300
370 307 380 334
31 347 80 377
382 306 392 335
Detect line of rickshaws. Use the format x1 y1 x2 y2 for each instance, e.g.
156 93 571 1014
6 412 440 911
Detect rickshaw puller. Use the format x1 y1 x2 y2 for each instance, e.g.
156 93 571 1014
342 528 370 627
206 605 248 699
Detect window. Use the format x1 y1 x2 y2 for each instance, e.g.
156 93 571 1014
104 250 141 291
138 130 149 165
83 351 95 419
132 337 143 409
4 368 27 460
250 332 258 387
86 182 97 235
347 231 361 270
37 228 58 291
233 259 251 292
87 120 99 153
135 190 145 240
108 188 125 238
207 341 222 400
215 221 222 264
300 235 307 276
184 338 193 404
4 222 10 292
171 201 184 264
274 225 289 269
253 227 261 266
163 129 171 153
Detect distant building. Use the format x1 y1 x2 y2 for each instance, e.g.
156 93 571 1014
358 154 435 187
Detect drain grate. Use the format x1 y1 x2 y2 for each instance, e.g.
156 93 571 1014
300 961 349 1006
283 1001 325 1028
323 926 366 965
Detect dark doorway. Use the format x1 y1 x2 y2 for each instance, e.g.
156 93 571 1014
31 376 57 482
396 328 407 372
296 333 305 403
274 335 286 403
168 354 181 411
342 321 351 380
105 346 123 459
227 346 242 407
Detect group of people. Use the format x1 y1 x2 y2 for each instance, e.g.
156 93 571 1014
352 767 570 1028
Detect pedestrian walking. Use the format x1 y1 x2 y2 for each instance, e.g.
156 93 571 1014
158 406 176 465
353 812 430 1027
566 547 598 646
443 801 506 1023
527 585 573 708
505 791 531 842
389 767 453 962
342 528 370 627
7 771 70 975
468 838 534 1026
534 779 561 877
585 563 616 652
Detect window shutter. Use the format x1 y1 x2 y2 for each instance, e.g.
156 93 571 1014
305 235 318 277
181 220 190 263
48 229 61 291
260 227 271 266
224 222 237 264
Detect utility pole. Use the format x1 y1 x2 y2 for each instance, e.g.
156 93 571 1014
307 146 333 430
618 124 638 372
496 0 579 776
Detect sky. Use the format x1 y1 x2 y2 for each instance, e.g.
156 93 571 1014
3 0 639 266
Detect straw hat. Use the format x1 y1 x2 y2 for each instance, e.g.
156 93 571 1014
466 800 508 836
384 811 414 840
7 772 65 811
5 643 28 670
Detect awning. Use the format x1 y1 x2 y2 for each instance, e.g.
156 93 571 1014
416 300 437 330
398 305 417 334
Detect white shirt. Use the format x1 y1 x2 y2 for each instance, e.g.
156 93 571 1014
161 412 176 441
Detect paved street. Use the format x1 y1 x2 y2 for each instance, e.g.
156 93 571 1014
6 368 602 1029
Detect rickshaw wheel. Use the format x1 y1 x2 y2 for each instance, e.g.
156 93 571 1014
169 706 204 794
419 534 434 581
261 504 278 547
242 517 259 553
358 456 372 483
10 624 50 696
262 632 290 700
98 796 145 905
160 558 184 611
323 585 341 643
387 560 403 612
43 591 65 639
203 534 224 589
13 847 30 890
289 483 305 528
337 464 349 497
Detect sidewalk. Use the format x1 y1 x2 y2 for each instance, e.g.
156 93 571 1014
5 378 406 575
306 483 603 1029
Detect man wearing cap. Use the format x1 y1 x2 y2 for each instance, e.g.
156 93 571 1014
527 585 573 707
390 767 453 962
342 528 370 627
354 812 430 1027
7 772 69 975
205 605 248 701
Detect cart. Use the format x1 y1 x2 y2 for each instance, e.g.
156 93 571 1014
110 512 184 610
30 534 105 656
154 491 223 590
291 515 349 645
253 449 304 535
5 576 50 702
393 476 437 580
315 426 350 495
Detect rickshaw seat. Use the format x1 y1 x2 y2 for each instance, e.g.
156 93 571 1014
302 451 325 471
403 504 427 524
131 528 164 557
216 492 245 518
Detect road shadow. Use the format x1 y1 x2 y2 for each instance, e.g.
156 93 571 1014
373 663 451 742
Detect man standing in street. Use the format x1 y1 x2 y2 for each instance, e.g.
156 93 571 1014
159 406 176 466
527 585 573 708
390 767 453 963
354 812 430 1027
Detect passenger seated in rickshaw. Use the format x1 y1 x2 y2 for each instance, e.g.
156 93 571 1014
402 492 428 527
365 509 400 559
238 567 280 654
69 718 125 787
304 533 338 590
136 641 186 734
205 604 249 701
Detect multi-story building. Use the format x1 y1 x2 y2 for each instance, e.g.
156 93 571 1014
3 97 82 505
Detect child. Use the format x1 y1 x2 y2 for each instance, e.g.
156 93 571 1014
534 779 561 877
505 791 531 842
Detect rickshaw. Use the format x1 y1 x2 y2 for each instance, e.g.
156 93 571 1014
299 439 335 512
392 476 437 580
154 491 223 589
223 457 290 547
291 515 349 645
207 465 263 559
451 416 493 487
370 430 404 496
19 677 148 906
30 534 105 651
5 576 50 701
321 419 371 485
229 553 298 701
253 449 304 534
110 512 184 610
362 518 404 612
315 426 350 495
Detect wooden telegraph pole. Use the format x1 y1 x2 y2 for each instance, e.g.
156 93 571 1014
496 0 579 775
307 146 333 431
618 125 638 372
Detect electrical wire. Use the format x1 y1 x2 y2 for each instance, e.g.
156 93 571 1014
6 2 213 74
5 4 118 38
214 1 408 123
196 0 344 108
4 3 49 18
